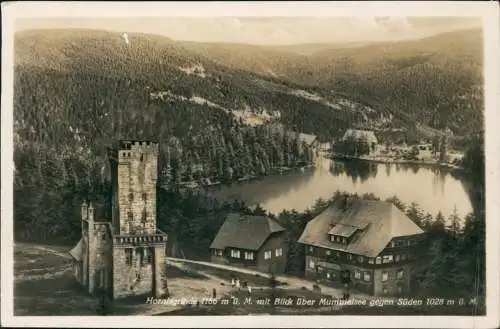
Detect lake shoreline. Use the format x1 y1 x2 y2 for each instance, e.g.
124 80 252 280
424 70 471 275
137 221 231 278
195 155 473 219
176 163 316 192
329 153 465 175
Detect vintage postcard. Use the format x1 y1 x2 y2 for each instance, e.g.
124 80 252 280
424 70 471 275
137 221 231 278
1 1 499 328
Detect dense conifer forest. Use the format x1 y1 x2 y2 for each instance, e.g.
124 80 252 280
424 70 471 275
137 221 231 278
12 27 485 301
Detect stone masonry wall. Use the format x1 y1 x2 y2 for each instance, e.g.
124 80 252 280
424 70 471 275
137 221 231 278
113 245 154 299
110 141 167 299
117 142 158 236
82 236 88 287
154 244 167 297
112 243 168 299
88 223 112 294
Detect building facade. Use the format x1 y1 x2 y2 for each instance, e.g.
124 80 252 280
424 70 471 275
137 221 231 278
210 213 288 274
69 140 168 299
298 133 319 159
298 197 427 296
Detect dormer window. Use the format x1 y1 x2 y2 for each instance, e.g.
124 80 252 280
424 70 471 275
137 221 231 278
328 223 365 245
330 234 350 244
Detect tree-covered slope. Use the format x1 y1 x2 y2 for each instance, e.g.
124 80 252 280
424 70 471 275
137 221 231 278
12 28 484 243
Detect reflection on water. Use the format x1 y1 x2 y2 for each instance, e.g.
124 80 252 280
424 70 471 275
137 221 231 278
207 157 473 219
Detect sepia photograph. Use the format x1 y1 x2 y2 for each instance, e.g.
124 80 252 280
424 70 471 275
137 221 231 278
1 1 499 328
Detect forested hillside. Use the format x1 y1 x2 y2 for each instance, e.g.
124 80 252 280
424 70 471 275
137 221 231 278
296 29 484 135
13 28 484 244
183 28 484 135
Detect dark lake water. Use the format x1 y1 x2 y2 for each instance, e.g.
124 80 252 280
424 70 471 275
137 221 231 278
206 156 473 221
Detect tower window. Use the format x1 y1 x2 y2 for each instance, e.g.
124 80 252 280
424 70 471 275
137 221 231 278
147 247 154 264
129 193 134 202
141 210 148 222
125 249 133 266
140 154 144 162
142 192 147 201
127 211 133 221
140 248 146 266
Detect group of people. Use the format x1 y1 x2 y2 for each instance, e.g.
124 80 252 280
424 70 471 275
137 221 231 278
231 277 252 293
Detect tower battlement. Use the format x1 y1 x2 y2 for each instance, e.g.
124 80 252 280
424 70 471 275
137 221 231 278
109 140 159 162
119 140 158 150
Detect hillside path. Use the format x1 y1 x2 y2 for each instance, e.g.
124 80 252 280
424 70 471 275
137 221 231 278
166 257 373 300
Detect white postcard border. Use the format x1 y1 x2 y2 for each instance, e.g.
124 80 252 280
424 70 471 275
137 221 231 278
1 1 499 328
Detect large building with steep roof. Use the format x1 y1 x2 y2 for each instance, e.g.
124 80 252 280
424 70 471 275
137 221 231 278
298 196 427 296
69 140 168 299
210 213 288 274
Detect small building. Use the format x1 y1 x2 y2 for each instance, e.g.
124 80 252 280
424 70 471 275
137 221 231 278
342 129 378 151
298 197 426 296
210 213 287 274
69 140 168 299
298 133 319 158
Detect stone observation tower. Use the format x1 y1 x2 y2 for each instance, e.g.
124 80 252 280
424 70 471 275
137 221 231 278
69 140 168 299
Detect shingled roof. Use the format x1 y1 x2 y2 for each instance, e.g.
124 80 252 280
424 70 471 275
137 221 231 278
210 213 285 251
298 198 424 258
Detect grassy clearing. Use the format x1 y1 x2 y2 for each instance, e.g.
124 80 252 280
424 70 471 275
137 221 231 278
13 243 229 315
14 243 98 315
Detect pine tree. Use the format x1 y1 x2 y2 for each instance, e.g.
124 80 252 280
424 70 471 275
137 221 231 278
406 202 424 228
447 206 462 238
386 196 406 212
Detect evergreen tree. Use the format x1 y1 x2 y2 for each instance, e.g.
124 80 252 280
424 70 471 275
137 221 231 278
386 196 406 212
447 206 462 238
406 202 425 228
